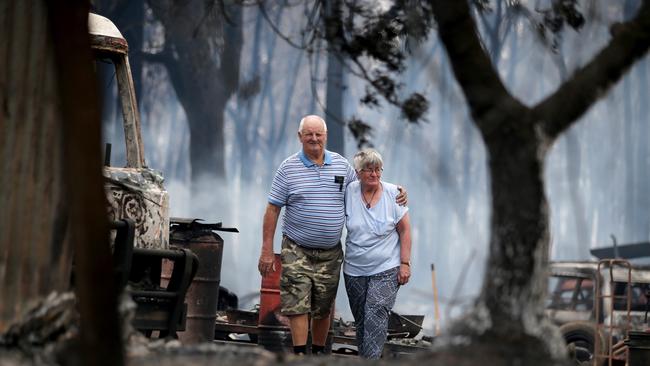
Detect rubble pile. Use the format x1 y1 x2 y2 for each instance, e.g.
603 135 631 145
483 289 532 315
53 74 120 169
129 342 276 366
0 292 78 365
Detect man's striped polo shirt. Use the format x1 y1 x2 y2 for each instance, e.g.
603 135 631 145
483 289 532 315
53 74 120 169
268 149 356 249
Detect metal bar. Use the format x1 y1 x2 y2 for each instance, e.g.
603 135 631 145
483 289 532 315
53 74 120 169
131 291 178 299
133 248 185 259
160 249 195 338
390 311 423 330
213 323 262 335
114 54 144 168
594 259 633 366
104 143 112 166
111 219 135 290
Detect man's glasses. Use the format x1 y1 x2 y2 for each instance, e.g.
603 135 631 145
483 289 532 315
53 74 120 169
360 167 383 174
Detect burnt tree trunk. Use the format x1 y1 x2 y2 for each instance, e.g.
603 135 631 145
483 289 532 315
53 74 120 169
147 0 242 182
480 118 551 339
430 0 650 364
0 0 123 364
0 0 74 334
47 1 124 365
325 46 346 155
324 0 346 155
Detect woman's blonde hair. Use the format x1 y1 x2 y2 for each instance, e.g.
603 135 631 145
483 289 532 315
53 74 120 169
353 148 383 171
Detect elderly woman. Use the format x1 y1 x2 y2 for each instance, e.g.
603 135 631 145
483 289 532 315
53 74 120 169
344 148 412 359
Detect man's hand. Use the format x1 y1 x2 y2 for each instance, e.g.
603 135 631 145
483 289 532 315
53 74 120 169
258 252 276 277
260 203 281 277
396 186 408 206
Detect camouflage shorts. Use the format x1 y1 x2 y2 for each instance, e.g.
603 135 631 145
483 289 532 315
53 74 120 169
280 236 343 319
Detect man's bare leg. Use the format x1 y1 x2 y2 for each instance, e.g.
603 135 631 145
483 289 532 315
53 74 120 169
288 314 309 349
311 312 331 346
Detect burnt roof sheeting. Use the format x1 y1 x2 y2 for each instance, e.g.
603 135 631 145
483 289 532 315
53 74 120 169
590 242 650 260
170 217 239 233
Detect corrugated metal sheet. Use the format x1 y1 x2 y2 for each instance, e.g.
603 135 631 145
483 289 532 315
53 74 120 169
0 1 73 333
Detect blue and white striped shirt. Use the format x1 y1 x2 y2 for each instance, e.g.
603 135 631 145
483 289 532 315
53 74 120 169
268 150 357 249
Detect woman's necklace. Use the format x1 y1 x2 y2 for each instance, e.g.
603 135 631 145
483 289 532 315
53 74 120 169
361 186 378 209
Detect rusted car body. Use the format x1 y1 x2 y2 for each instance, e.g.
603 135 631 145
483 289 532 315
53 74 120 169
547 260 650 363
89 13 169 250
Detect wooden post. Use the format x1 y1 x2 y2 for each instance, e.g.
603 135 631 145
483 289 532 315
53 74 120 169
431 263 441 336
46 1 124 365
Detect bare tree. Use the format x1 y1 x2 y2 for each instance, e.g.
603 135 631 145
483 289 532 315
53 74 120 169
146 0 242 182
427 0 650 363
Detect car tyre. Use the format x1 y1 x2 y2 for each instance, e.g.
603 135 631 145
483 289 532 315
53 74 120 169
560 322 604 365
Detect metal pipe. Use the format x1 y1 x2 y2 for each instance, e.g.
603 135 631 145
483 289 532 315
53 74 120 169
104 143 111 166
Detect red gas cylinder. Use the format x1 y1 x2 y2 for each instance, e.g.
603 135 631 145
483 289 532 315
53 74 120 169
258 254 286 327
257 254 292 352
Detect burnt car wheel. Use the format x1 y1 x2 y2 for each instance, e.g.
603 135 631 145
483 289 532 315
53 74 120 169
560 322 602 364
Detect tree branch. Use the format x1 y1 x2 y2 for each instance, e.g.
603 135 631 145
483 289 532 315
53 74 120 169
535 0 650 140
141 47 186 104
431 0 522 134
258 2 308 50
220 3 243 98
141 48 172 66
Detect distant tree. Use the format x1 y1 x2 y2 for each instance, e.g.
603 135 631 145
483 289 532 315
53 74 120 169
324 0 346 154
145 0 242 183
258 0 430 148
256 0 348 153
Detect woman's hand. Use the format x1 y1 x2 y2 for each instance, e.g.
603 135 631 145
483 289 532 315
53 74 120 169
396 186 408 206
398 263 411 285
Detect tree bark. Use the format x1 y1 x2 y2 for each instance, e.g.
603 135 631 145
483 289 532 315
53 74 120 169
481 120 550 333
325 46 346 154
323 0 346 155
0 0 74 334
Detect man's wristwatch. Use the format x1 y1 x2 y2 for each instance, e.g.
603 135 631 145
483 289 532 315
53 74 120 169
401 261 411 266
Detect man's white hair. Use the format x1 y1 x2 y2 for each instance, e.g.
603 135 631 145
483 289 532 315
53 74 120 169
298 115 327 133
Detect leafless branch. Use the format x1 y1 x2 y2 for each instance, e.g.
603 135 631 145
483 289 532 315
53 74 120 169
258 2 308 50
431 0 523 135
535 0 650 140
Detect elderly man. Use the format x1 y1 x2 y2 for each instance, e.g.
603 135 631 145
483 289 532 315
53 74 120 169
258 115 406 355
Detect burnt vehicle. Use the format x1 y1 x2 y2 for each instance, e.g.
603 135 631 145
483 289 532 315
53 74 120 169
547 252 650 364
88 14 200 339
89 13 169 250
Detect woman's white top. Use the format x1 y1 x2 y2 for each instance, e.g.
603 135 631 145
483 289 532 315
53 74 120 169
343 181 409 276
